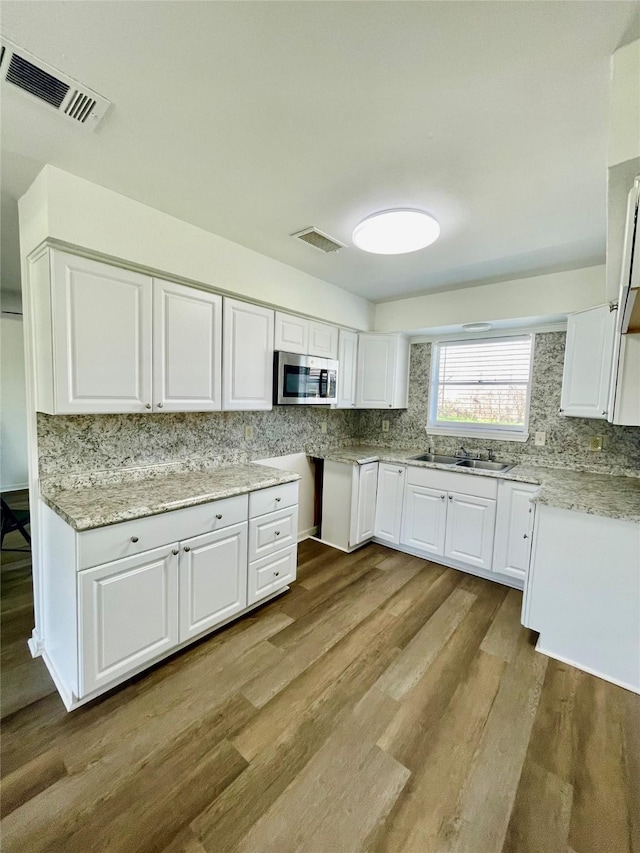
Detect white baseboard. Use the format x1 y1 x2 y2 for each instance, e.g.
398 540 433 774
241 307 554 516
535 640 640 696
298 525 318 542
27 629 43 657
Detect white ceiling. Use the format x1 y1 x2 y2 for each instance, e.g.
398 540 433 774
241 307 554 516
1 1 638 302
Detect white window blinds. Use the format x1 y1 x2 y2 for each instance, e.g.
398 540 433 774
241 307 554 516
429 336 534 434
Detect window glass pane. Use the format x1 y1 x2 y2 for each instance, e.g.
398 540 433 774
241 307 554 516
432 337 533 432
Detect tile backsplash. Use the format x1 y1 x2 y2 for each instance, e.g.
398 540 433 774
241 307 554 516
358 333 640 473
37 332 640 479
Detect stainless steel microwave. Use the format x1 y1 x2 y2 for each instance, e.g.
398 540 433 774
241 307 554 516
274 351 338 405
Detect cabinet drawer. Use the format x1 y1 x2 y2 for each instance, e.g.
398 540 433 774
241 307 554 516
405 466 497 500
249 481 298 518
78 494 248 569
249 506 298 561
248 544 297 605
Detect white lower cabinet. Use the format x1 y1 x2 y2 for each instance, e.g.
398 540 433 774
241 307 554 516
444 492 496 570
320 460 379 551
354 462 378 545
178 522 248 642
248 544 297 606
79 545 179 696
374 463 406 545
400 484 447 555
492 480 539 581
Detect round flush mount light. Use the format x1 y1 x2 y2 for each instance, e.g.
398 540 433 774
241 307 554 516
352 208 440 255
462 322 492 332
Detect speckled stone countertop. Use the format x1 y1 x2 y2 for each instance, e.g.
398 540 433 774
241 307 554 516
41 462 301 532
307 445 640 523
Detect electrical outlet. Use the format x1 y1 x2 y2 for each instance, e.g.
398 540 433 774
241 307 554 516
320 421 328 434
588 435 603 452
534 431 546 447
244 425 254 441
382 419 390 433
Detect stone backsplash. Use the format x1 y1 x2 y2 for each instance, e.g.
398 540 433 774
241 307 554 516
37 332 640 479
358 333 640 473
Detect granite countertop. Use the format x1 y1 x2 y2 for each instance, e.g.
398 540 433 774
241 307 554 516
308 445 640 524
41 462 301 532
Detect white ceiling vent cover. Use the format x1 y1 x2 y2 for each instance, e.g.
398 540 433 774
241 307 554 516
291 227 346 254
0 38 110 129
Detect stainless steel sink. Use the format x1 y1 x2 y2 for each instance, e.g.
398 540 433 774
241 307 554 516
410 453 460 465
455 459 514 472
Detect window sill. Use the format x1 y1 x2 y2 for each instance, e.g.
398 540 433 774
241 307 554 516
426 425 530 443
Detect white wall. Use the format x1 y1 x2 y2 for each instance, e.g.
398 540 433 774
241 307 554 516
18 166 374 331
1 315 29 491
374 266 606 333
255 453 316 540
609 39 640 168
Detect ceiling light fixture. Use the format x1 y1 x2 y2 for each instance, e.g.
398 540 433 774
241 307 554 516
462 322 492 332
352 208 440 255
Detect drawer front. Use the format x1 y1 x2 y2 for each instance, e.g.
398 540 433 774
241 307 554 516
405 466 497 500
249 506 298 562
249 481 299 518
79 494 248 570
248 544 297 605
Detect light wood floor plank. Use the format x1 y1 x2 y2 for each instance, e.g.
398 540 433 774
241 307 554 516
480 587 525 662
502 760 573 853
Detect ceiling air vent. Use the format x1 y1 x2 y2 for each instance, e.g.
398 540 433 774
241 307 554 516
0 38 110 130
291 227 346 254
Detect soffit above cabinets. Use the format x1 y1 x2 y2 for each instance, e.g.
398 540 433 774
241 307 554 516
1 1 638 300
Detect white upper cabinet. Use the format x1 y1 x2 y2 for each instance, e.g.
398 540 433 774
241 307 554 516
274 312 308 355
50 251 153 413
356 333 410 409
274 312 338 359
374 463 405 545
336 329 358 409
223 298 274 410
308 320 338 359
153 279 222 412
560 305 616 419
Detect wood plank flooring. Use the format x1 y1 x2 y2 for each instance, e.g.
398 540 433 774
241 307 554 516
1 534 638 852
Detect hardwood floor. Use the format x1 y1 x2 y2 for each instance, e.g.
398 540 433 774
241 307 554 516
1 536 638 852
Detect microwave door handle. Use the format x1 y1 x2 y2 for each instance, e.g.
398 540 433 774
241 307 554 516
319 369 328 397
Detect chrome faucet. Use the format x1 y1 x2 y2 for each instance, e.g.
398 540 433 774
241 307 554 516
487 448 495 461
459 446 471 458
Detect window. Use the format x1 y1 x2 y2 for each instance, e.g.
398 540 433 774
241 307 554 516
428 335 534 441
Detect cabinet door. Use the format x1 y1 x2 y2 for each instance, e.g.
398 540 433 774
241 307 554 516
275 312 308 355
374 463 405 545
79 545 178 696
179 522 248 642
356 334 396 408
560 305 616 419
308 321 338 359
493 481 538 581
223 298 274 410
153 279 222 412
51 251 152 413
444 493 496 570
336 329 358 409
352 462 378 545
400 484 447 556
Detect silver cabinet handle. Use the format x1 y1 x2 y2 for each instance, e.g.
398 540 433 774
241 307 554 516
559 408 564 413
274 530 281 536
602 410 607 416
216 514 222 520
440 494 445 500
184 546 191 552
157 402 163 409
145 403 151 410
523 533 529 539
275 497 281 502
274 571 280 577
448 495 453 500
131 536 139 543
398 469 403 474
172 549 179 555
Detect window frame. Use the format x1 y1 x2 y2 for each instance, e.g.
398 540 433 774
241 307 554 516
427 333 535 442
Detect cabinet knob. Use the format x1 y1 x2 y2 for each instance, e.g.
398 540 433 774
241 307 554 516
397 469 403 474
558 408 564 413
157 402 163 409
275 497 281 502
523 533 529 539
145 403 152 410
352 403 356 407
172 549 179 556
388 404 392 408
184 546 191 552
216 514 222 520
602 410 607 416
131 536 139 543
274 571 280 577
275 530 281 536
440 494 445 500
448 495 453 500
